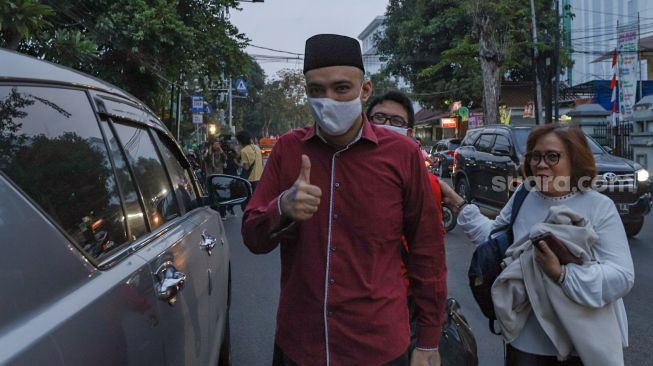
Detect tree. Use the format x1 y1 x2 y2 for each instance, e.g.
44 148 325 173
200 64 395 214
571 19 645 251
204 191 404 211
0 0 53 50
4 0 251 114
240 68 311 137
378 0 565 123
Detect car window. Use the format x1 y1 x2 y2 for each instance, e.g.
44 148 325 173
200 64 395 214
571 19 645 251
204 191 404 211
461 129 481 146
447 140 461 150
584 134 605 154
99 120 148 241
153 131 199 213
493 135 512 154
475 134 495 153
110 121 179 229
0 86 130 261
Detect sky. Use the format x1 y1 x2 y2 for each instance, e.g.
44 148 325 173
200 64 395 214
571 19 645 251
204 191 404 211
229 0 389 79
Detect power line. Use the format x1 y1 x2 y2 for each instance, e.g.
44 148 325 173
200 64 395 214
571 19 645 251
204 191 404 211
249 44 302 56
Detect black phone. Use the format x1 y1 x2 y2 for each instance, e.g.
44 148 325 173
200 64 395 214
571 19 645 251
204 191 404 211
532 232 583 265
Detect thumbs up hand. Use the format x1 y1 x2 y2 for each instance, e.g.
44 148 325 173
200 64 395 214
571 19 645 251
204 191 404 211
280 154 322 221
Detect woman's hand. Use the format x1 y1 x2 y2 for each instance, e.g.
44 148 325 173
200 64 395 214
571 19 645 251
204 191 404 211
534 240 563 280
439 182 465 214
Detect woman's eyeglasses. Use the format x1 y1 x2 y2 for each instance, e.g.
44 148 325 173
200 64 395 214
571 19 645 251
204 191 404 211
525 151 562 166
369 113 407 127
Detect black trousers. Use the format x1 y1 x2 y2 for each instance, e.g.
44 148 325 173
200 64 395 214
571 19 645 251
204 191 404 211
506 344 584 366
273 343 409 366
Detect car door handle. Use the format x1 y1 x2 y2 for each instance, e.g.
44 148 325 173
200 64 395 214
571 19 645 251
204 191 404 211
156 262 186 306
200 231 218 256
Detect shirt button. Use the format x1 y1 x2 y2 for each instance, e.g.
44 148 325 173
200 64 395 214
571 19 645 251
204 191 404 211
330 246 337 252
329 278 335 284
335 182 340 188
328 311 333 316
333 213 338 219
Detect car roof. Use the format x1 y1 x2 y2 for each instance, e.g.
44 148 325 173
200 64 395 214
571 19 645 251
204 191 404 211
0 48 136 102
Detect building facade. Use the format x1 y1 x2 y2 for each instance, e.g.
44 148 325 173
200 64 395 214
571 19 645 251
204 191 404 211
567 0 652 86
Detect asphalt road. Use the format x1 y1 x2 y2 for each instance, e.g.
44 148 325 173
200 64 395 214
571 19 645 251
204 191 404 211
224 203 653 366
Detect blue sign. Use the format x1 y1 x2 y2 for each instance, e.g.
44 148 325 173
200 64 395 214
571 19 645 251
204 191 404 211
235 78 248 95
191 96 204 113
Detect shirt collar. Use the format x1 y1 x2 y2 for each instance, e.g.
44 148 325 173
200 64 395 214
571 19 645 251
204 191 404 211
302 113 379 146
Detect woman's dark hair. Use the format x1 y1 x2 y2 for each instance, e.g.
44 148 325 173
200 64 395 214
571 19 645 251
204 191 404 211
366 90 415 128
520 124 596 189
235 130 251 146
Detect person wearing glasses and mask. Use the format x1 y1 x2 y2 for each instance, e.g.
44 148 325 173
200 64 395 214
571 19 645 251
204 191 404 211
440 124 634 366
367 90 448 352
242 35 446 366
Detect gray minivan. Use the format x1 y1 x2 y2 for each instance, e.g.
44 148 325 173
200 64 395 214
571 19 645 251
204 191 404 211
0 48 248 365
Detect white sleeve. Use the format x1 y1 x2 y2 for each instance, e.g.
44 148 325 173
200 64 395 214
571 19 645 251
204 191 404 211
457 194 514 247
561 197 635 308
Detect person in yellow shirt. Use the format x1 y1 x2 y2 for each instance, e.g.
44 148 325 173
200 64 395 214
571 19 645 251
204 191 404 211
236 130 263 192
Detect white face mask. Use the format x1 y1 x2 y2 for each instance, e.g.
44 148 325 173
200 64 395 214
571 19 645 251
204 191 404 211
377 124 409 136
308 88 363 136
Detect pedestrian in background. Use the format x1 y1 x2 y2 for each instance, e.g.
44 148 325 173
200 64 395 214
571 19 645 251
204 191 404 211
204 139 227 176
441 124 634 366
241 34 446 366
236 130 263 192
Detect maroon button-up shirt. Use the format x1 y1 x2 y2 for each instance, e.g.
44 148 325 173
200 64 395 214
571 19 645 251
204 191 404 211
242 117 447 366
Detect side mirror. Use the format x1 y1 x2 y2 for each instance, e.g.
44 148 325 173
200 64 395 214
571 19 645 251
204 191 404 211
206 174 252 208
602 146 613 154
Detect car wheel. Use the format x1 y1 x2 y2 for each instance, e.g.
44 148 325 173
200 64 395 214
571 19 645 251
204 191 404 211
624 218 644 237
456 178 472 202
442 204 457 232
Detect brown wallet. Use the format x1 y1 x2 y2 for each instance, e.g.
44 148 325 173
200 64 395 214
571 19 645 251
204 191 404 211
532 232 583 265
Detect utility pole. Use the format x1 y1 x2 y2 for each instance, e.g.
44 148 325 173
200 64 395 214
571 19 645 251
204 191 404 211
530 0 544 125
554 0 561 122
176 75 182 141
638 12 643 101
228 77 234 135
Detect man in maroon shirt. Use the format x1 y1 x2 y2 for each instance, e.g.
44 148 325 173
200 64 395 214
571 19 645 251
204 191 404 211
242 34 447 366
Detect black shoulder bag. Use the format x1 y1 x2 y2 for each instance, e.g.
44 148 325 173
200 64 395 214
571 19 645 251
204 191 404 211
467 185 528 334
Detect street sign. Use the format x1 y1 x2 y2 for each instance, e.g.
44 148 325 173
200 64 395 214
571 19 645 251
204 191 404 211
206 103 213 117
235 78 248 94
458 106 469 119
191 96 204 113
192 113 203 124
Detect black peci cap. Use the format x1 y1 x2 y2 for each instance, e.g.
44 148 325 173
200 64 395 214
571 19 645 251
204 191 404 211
303 34 365 74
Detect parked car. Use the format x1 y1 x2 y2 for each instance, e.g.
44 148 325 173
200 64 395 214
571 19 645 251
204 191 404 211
429 138 461 177
0 48 249 365
451 124 652 237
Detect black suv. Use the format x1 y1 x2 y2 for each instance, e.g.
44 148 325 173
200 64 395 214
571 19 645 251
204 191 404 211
451 125 652 236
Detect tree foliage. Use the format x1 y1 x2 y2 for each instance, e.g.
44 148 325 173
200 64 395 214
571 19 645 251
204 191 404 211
238 68 311 138
378 0 566 121
3 0 252 117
